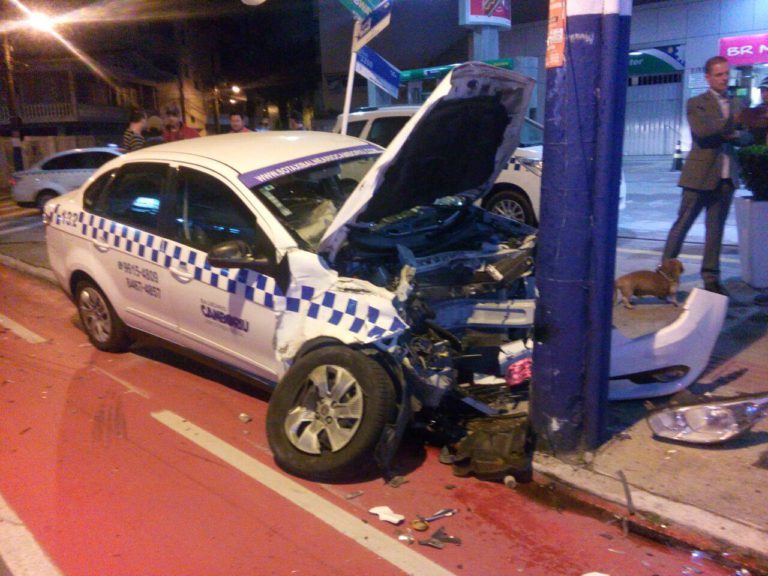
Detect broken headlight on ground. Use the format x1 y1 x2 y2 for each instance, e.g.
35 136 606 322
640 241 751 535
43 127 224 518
646 393 768 444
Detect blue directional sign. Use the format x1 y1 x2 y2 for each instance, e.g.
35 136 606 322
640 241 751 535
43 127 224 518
355 45 401 99
353 0 392 51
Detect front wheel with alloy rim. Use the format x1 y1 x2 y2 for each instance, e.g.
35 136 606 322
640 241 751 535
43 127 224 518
75 280 131 352
485 188 536 226
266 346 396 481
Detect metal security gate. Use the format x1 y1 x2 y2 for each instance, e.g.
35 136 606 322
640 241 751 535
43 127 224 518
623 73 683 156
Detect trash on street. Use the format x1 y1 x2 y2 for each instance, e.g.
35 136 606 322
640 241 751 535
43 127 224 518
368 506 405 525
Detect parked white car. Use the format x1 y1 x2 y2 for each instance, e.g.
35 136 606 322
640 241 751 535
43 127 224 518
335 106 626 226
11 147 122 209
45 63 723 482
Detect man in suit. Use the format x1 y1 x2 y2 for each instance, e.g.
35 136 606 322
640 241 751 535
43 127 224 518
662 55 751 296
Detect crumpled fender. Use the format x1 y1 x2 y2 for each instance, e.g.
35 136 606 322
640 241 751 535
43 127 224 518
273 251 408 369
609 288 728 400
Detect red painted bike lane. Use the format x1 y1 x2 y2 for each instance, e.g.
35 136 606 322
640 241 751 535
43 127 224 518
0 265 734 576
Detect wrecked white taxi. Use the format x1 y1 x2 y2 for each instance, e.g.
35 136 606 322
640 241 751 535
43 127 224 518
45 63 725 481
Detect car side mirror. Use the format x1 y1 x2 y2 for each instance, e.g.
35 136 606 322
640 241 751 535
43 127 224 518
207 239 274 274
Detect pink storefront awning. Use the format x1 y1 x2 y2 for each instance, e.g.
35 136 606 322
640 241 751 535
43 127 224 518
720 33 768 66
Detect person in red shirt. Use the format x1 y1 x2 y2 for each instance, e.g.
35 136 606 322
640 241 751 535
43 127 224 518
163 106 200 142
229 113 251 133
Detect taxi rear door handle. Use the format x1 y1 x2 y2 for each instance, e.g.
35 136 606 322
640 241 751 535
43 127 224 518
170 262 194 283
92 236 110 253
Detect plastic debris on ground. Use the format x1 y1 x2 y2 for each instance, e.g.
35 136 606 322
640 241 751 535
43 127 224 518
431 526 461 546
238 413 252 423
368 506 405 525
344 490 364 500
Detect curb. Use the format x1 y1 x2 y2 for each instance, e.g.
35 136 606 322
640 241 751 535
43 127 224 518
0 254 57 285
533 453 768 573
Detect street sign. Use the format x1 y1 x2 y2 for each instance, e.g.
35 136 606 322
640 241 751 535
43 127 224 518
338 0 381 21
355 45 400 99
353 0 391 51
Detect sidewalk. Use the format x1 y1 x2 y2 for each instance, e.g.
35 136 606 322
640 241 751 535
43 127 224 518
548 157 768 572
1 160 766 573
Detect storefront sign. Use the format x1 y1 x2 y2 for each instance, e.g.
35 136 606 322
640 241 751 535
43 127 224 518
458 0 512 30
628 45 684 75
545 0 566 69
719 33 768 67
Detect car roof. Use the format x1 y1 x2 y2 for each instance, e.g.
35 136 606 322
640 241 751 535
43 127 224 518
121 131 376 175
19 147 122 173
44 146 121 158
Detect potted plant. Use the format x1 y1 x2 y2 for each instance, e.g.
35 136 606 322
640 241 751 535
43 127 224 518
735 145 768 288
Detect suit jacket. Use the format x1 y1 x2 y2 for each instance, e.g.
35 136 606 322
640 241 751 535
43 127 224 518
679 90 745 191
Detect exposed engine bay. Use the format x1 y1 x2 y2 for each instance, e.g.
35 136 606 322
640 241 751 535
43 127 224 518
334 201 537 410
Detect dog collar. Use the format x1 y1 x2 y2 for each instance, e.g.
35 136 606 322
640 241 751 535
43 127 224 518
656 267 674 283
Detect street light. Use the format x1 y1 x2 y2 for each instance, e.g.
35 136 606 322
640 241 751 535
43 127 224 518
27 11 56 33
3 9 56 171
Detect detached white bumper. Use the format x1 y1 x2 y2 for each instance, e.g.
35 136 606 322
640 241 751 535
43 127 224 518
609 288 728 400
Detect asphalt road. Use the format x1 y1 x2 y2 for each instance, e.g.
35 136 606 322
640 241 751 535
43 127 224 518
0 264 737 576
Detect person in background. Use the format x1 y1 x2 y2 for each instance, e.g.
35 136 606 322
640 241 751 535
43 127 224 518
229 113 251 133
122 108 146 152
163 105 200 142
143 115 165 147
289 110 304 130
661 55 751 297
257 117 270 131
740 77 768 145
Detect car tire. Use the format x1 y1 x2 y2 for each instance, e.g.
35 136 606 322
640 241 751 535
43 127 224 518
75 280 131 352
485 188 536 226
266 346 396 481
36 190 58 211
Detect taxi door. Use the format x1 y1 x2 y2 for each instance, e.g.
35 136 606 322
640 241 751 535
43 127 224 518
85 162 179 340
163 165 280 382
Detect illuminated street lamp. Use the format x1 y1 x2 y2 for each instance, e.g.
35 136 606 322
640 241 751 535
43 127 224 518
0 9 56 172
3 10 57 170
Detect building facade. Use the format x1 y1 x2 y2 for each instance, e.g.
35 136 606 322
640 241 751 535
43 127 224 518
319 0 768 155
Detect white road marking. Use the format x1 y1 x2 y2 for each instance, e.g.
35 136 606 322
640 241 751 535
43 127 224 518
92 366 150 398
0 492 63 576
0 314 46 344
617 246 739 264
151 410 456 576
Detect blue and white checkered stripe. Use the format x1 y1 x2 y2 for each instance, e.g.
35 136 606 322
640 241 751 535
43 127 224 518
50 205 408 340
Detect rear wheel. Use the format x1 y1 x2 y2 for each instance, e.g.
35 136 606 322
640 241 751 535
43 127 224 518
75 280 131 352
36 190 58 211
485 188 536 226
266 346 396 481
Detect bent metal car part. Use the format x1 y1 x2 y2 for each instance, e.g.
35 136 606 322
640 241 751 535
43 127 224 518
45 62 725 482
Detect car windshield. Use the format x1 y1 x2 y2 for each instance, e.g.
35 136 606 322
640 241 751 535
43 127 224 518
250 153 381 250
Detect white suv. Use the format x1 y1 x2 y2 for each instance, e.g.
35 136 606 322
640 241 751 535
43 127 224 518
335 106 626 226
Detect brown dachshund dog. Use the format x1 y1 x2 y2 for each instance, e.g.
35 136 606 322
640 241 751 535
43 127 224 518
615 258 684 309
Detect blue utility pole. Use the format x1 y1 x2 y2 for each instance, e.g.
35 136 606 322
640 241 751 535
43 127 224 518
531 0 632 452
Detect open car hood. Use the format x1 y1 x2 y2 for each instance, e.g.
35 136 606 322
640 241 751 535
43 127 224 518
318 62 535 261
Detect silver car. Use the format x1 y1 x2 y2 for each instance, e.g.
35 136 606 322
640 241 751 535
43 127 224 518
11 146 122 209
